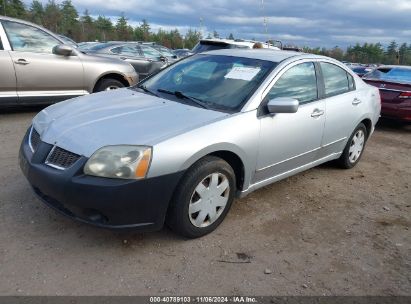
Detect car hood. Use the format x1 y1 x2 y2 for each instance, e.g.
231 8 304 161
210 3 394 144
33 89 229 157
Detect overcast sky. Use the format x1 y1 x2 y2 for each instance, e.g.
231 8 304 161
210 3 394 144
34 0 411 48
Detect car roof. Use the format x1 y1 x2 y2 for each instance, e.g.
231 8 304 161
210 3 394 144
203 48 320 63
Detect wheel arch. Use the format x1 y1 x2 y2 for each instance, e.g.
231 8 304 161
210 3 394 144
360 118 372 139
179 144 249 191
92 73 131 92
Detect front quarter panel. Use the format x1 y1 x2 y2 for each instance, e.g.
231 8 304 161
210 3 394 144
148 110 261 191
77 53 137 92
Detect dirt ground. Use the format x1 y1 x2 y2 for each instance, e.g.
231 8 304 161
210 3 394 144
0 108 410 296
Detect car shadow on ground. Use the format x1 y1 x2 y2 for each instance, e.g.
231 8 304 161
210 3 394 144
376 118 411 133
1 105 47 115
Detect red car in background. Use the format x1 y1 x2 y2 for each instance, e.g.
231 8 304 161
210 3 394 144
363 66 411 121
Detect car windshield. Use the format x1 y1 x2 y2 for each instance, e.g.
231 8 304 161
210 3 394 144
364 67 411 84
138 54 276 112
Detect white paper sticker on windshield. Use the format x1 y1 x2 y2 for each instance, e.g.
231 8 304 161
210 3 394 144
224 66 261 81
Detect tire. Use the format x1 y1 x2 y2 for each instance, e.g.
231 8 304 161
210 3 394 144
94 78 125 92
337 123 368 169
166 156 236 238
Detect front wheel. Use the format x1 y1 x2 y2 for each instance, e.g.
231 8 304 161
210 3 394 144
94 78 125 92
338 123 368 169
166 156 236 238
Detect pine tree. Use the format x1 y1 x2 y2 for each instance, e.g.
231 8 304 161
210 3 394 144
95 15 113 41
43 0 61 33
0 0 26 18
28 0 44 25
115 13 131 41
79 9 95 41
60 0 79 39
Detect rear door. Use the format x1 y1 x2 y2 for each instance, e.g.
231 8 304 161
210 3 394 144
317 61 364 158
111 45 152 78
2 20 84 104
0 21 18 105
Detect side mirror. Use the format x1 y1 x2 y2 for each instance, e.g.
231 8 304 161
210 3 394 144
267 97 299 114
159 55 167 62
53 44 74 56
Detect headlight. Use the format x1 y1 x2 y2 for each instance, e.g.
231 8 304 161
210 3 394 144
84 146 152 180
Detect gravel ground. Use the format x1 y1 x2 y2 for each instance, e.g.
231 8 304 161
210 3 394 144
0 108 410 296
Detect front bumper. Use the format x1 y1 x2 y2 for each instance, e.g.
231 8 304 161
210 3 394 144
19 128 183 230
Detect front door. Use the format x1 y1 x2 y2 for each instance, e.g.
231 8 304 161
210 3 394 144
2 20 84 104
254 62 325 184
0 50 17 106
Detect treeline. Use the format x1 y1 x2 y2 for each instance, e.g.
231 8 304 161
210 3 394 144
0 0 202 49
303 41 411 65
1 0 411 64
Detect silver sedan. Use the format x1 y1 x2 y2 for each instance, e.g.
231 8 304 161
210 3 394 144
19 49 381 238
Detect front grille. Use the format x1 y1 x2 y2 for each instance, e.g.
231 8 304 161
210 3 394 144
45 146 81 169
29 128 41 152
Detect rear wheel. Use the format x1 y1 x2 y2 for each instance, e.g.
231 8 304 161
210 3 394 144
94 78 125 92
338 123 368 169
166 156 236 238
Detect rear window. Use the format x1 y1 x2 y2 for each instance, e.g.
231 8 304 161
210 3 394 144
364 68 411 84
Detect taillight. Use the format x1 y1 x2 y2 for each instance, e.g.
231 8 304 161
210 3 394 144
399 92 411 99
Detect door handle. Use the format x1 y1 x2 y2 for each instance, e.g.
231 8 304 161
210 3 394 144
352 98 362 105
14 59 30 65
311 109 324 118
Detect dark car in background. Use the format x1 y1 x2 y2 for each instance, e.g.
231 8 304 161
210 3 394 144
141 42 178 63
83 42 168 79
363 66 411 121
351 66 373 78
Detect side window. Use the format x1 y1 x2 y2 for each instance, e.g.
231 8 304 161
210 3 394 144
2 21 60 54
111 46 140 57
267 62 318 104
140 45 162 59
0 37 3 50
320 62 351 97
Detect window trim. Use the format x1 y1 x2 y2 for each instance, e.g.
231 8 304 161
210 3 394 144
2 20 61 54
0 21 11 51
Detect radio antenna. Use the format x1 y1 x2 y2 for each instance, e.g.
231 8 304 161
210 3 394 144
261 0 268 35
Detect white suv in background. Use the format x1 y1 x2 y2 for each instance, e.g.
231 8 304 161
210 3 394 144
192 38 280 53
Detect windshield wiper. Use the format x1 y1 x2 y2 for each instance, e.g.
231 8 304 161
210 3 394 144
157 88 209 109
137 85 159 97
